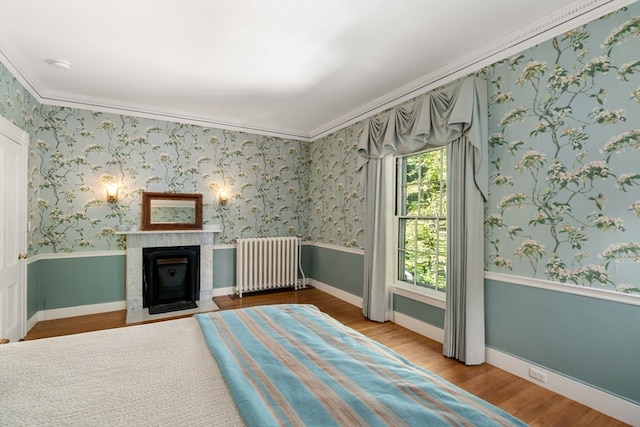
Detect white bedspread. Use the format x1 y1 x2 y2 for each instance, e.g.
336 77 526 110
0 318 245 426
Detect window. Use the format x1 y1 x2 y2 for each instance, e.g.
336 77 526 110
395 147 447 299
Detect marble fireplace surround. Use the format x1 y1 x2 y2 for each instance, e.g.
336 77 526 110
120 229 221 323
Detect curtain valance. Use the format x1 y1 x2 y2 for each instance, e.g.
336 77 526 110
357 76 488 200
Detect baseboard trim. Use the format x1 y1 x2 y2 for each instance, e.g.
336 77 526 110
308 279 362 308
212 286 236 297
26 313 39 333
392 312 445 344
485 347 639 426
32 301 127 324
393 313 637 426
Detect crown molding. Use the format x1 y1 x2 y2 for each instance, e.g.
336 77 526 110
36 92 314 142
1 0 633 142
309 0 635 140
0 48 314 142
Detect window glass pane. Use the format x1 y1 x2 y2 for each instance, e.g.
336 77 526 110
438 220 447 254
437 259 446 287
396 147 447 296
416 220 436 252
401 250 414 284
414 253 428 287
415 254 436 289
404 155 420 216
400 218 416 250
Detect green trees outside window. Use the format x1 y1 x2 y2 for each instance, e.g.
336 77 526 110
397 147 447 294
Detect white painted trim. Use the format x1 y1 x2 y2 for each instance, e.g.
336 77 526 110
7 1 628 142
28 250 126 263
211 286 236 297
211 241 314 251
393 286 446 310
310 0 634 139
486 347 639 426
25 242 361 260
125 299 218 324
308 241 364 255
26 289 238 326
308 279 363 308
212 244 236 250
392 312 444 344
36 301 127 322
26 312 39 334
115 228 220 235
485 271 640 306
0 114 27 142
390 309 638 426
1 115 29 342
0 48 313 142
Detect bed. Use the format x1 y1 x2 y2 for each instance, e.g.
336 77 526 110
1 304 526 426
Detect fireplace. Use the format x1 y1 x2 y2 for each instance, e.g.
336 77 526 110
120 229 219 323
143 245 200 315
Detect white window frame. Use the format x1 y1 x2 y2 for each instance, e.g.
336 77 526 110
388 147 447 308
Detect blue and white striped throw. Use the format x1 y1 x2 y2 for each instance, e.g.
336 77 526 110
196 304 527 427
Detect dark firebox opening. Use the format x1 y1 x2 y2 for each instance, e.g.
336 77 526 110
143 245 200 315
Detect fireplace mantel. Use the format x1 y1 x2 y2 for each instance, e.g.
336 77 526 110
120 228 220 323
116 226 222 235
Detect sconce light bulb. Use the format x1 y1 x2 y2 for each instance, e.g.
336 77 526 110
219 190 229 205
106 185 118 203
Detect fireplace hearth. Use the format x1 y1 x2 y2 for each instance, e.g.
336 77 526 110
143 245 200 315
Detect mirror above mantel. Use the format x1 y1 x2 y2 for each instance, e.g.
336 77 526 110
141 192 203 231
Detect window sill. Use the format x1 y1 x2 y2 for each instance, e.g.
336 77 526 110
392 284 446 310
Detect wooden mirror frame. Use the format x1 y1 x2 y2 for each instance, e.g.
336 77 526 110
141 192 203 231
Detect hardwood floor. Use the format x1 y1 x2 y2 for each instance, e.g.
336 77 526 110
24 287 628 426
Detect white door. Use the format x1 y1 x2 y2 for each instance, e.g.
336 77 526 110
0 116 28 342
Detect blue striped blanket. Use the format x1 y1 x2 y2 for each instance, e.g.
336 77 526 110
195 305 527 427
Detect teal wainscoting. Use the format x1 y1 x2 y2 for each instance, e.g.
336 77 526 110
30 244 316 311
485 278 640 405
392 294 445 329
36 255 126 311
212 246 235 289
307 245 363 298
27 261 40 319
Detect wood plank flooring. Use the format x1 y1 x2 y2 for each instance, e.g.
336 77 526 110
24 287 628 426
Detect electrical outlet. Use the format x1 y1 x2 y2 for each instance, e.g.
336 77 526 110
529 367 547 383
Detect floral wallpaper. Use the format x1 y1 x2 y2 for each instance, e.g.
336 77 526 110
0 65 310 254
0 64 37 131
309 124 365 249
0 4 637 296
481 6 639 294
31 110 311 253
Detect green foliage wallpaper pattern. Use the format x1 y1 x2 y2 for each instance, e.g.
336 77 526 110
0 64 37 130
309 124 365 249
34 111 312 252
0 65 311 253
481 7 639 294
0 3 637 296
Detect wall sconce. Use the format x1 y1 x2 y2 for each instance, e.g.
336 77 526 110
106 185 118 203
219 190 229 205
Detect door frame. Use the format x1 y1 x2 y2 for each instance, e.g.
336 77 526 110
0 115 28 341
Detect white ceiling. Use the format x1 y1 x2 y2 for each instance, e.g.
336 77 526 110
0 0 627 140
